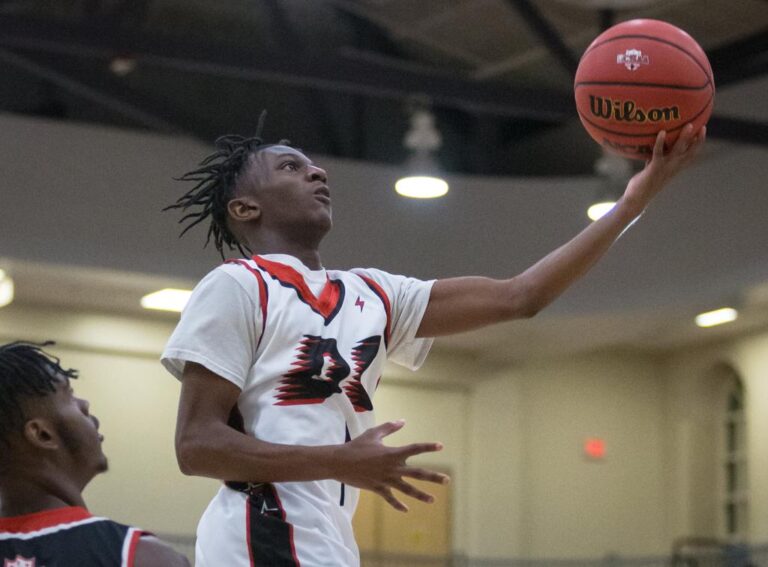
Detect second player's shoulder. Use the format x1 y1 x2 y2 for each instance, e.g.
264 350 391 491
134 535 190 567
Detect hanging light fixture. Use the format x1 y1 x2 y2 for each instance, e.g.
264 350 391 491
587 149 634 221
395 106 448 199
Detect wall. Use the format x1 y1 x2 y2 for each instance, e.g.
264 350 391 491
467 353 668 560
661 329 768 544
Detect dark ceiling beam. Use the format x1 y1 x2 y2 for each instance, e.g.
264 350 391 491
708 115 768 147
262 0 345 156
0 16 765 147
706 27 768 88
598 9 614 33
0 15 572 122
0 45 184 135
504 0 580 76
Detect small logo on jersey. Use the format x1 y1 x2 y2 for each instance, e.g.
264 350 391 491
5 557 36 567
355 296 365 312
616 48 649 71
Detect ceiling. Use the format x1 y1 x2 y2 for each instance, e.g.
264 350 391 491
0 0 766 177
1 1 767 365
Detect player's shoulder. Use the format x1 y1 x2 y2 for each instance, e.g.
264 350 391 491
134 535 190 567
347 266 396 280
205 258 263 286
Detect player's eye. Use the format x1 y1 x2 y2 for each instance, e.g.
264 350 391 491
280 161 299 171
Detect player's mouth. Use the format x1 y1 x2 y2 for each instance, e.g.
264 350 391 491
314 185 331 205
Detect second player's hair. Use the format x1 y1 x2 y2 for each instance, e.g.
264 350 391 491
0 341 78 450
165 112 289 256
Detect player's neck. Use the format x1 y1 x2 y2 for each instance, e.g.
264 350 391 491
0 472 87 517
245 233 323 270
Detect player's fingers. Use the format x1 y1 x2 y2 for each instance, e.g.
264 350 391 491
398 442 444 459
393 478 435 504
652 130 666 159
371 419 406 439
375 487 408 512
691 126 706 151
672 123 695 155
400 466 451 485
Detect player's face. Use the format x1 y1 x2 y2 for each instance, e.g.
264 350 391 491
246 146 332 234
47 377 108 476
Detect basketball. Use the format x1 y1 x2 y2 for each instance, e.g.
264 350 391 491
574 19 714 160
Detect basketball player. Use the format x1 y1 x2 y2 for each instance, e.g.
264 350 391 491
162 118 704 566
0 341 189 567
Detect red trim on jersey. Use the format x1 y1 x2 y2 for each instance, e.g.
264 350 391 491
357 274 392 347
269 486 301 567
0 507 91 533
245 499 255 567
226 259 269 351
124 529 144 567
251 256 343 323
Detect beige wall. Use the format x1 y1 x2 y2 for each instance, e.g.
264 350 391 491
2 302 767 561
467 353 668 560
661 330 768 544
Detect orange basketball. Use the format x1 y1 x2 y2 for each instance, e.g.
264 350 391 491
574 19 714 160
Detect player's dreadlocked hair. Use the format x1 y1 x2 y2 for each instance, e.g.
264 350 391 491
164 111 290 257
0 341 78 450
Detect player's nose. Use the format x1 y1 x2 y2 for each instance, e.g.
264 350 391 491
307 165 327 184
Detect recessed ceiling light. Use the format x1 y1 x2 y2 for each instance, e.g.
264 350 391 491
140 288 192 313
695 307 738 328
0 269 13 308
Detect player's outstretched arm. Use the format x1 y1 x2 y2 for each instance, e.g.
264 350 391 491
134 535 191 567
417 125 706 338
175 362 448 510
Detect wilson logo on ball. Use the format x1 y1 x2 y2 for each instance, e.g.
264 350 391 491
589 95 680 123
616 49 649 71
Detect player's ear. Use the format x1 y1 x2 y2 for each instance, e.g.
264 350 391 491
227 196 261 223
23 418 59 451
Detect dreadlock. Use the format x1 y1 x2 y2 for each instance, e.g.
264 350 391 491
164 111 291 257
0 341 78 449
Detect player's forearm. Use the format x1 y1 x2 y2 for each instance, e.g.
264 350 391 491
176 421 343 483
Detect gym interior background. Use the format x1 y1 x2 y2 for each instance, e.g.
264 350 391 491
1 1 767 565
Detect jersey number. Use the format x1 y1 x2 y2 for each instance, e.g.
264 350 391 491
274 335 381 412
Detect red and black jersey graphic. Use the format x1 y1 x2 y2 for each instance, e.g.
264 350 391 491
343 336 381 412
275 336 350 405
275 335 382 410
252 255 344 325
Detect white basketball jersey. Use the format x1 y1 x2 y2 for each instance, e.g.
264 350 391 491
162 254 434 566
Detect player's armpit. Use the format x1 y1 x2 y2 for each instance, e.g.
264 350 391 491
133 536 190 567
175 362 244 476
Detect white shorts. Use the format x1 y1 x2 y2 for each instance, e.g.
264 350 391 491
195 484 360 567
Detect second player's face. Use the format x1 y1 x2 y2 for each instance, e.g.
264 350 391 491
47 377 108 478
247 146 332 234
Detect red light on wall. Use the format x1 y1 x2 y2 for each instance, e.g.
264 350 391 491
584 438 606 460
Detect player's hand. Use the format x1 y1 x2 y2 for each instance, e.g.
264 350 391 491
332 420 450 512
621 123 706 216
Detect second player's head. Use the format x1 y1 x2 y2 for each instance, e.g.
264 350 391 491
0 341 107 490
166 112 332 257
